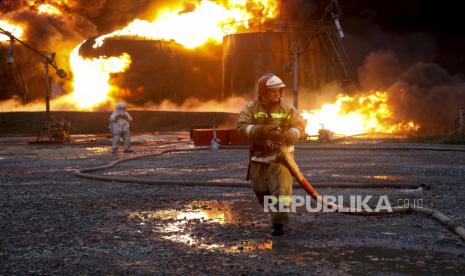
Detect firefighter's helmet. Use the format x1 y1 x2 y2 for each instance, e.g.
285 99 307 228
257 73 286 97
116 102 126 111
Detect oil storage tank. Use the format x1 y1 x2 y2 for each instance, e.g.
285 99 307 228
79 37 223 105
222 21 354 99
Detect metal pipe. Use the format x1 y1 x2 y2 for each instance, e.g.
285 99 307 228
6 38 14 65
460 108 464 135
0 27 57 69
332 12 345 39
44 59 50 119
292 42 300 109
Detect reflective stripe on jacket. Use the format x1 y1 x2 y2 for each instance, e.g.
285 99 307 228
237 99 306 163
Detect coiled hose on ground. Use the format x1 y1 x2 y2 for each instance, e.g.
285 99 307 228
279 146 465 240
74 145 465 241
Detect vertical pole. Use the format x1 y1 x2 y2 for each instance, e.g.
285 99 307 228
460 108 464 135
221 37 225 101
292 42 300 109
44 59 50 120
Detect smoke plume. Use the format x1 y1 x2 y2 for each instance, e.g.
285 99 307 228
1 5 98 100
358 51 465 132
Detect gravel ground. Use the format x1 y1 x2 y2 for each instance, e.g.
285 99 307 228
1 135 465 274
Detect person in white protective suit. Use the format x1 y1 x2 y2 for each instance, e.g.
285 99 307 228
109 102 134 153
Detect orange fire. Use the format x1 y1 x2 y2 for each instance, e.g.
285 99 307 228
0 20 24 41
68 43 132 109
0 2 421 136
0 0 280 111
301 91 419 136
37 3 63 15
71 0 279 109
68 0 279 109
93 0 279 49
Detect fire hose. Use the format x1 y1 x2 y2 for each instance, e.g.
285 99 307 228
278 145 465 240
74 146 465 241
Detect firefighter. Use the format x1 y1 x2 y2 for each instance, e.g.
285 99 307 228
109 102 134 153
237 73 306 236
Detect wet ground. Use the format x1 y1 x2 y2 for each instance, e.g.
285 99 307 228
1 133 465 274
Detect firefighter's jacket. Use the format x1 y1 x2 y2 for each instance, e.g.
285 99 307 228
109 111 133 134
237 99 306 163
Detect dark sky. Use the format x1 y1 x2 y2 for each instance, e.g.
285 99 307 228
339 0 465 75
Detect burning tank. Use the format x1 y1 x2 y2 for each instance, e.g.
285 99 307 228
77 37 223 105
222 21 355 99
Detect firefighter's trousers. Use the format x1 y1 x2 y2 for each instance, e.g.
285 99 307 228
250 160 293 225
112 131 131 151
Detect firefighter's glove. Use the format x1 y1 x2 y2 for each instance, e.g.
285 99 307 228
117 113 127 120
281 128 301 144
262 125 281 140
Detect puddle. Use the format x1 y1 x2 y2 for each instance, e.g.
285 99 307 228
128 210 221 250
329 174 412 181
128 200 251 225
0 146 110 157
105 166 224 176
0 148 31 156
228 239 273 253
131 135 179 142
105 168 159 176
83 146 110 154
128 200 270 253
209 178 245 183
221 192 250 197
129 208 228 224
362 175 411 181
127 199 464 273
273 241 465 274
0 144 111 161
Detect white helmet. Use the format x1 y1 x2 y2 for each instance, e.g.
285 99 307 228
116 102 126 111
257 73 286 97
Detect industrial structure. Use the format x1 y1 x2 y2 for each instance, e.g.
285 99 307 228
0 27 69 143
0 42 30 103
79 37 223 104
1 1 354 110
84 11 356 106
222 20 355 101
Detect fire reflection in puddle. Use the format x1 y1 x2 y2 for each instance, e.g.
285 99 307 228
361 175 410 181
84 146 110 154
128 200 272 253
330 174 411 181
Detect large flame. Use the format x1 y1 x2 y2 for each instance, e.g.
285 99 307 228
76 0 279 108
0 20 24 41
0 0 280 111
37 3 63 15
0 43 131 111
94 0 279 49
0 1 423 136
301 91 419 136
68 43 132 109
